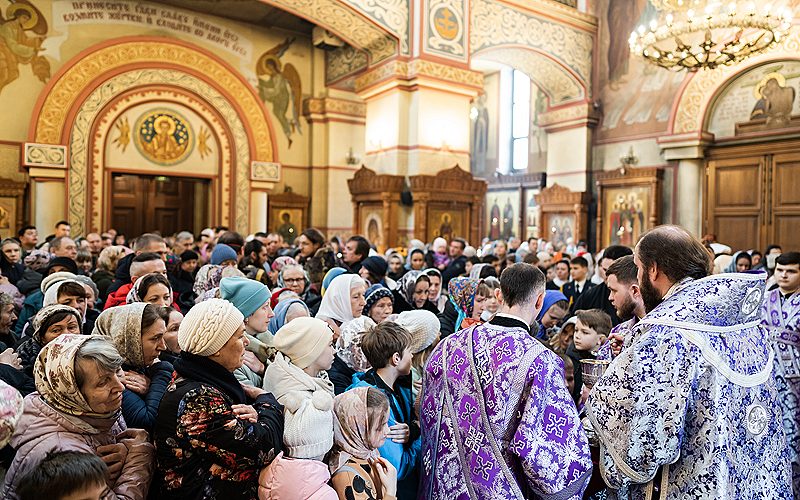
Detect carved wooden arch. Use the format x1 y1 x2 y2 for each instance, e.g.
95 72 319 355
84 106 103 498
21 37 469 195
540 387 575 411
27 36 279 235
535 183 589 245
348 166 405 253
409 165 487 245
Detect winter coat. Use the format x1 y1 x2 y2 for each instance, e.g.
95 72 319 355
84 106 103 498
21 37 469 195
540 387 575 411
15 268 42 296
258 451 337 500
0 393 154 499
153 352 284 500
120 360 173 433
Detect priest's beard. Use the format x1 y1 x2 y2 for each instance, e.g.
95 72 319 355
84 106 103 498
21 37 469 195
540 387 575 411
616 294 638 321
640 276 664 313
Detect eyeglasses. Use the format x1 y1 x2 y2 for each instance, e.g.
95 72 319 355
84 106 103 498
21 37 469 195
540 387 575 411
283 278 305 284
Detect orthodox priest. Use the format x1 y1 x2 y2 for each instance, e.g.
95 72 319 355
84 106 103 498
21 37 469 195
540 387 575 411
420 263 592 499
762 251 800 498
586 225 792 499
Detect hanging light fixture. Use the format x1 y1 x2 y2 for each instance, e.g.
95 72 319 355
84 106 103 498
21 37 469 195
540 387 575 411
630 1 793 71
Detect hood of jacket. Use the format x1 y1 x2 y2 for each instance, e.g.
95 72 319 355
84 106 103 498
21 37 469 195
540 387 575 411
258 452 336 500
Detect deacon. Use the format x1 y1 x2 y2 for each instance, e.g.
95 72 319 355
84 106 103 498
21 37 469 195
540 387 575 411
420 263 592 499
586 225 792 499
762 251 800 497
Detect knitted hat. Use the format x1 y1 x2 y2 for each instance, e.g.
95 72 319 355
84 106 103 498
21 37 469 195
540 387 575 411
72 275 99 300
220 276 270 319
273 317 333 370
282 389 334 459
46 257 78 275
395 310 440 354
178 298 244 356
40 271 77 294
211 244 238 265
362 284 393 316
360 256 388 278
180 249 199 262
23 249 51 271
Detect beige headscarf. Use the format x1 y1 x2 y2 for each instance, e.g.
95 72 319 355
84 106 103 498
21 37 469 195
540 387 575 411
30 304 82 343
92 303 147 369
33 334 118 419
328 386 383 474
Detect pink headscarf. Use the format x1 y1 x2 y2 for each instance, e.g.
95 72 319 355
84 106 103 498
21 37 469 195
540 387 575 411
328 387 385 473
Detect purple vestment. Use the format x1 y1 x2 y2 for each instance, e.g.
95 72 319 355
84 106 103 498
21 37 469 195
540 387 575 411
420 322 592 499
587 273 792 500
762 287 800 497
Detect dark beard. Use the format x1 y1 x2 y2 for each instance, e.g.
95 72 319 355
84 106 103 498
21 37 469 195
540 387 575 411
616 294 637 321
639 276 664 313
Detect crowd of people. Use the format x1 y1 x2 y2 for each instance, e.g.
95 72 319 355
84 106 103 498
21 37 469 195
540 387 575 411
0 219 796 499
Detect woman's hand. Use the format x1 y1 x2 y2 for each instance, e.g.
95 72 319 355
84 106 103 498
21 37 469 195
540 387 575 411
232 404 258 423
96 442 128 483
122 371 150 395
373 457 397 498
242 383 266 401
242 351 265 375
0 348 21 369
386 423 410 444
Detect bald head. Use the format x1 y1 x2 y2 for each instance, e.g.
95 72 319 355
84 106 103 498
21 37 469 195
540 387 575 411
636 225 711 284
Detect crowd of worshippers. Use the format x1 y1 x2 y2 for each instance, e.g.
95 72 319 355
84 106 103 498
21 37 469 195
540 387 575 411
0 219 796 499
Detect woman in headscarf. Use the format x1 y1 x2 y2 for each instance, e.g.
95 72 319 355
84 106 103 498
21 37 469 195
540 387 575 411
126 272 180 311
328 387 397 500
468 262 497 280
386 252 406 282
404 248 426 272
153 298 284 500
1 334 155 499
336 315 377 375
92 303 171 432
535 290 569 341
315 274 367 394
447 277 493 332
16 304 82 377
0 238 24 286
363 284 394 324
392 271 438 314
278 263 321 314
423 268 447 313
725 250 752 273
266 297 310 336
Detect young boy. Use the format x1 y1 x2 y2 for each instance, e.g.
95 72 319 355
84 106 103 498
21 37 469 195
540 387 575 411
566 308 612 402
348 321 421 500
15 450 108 500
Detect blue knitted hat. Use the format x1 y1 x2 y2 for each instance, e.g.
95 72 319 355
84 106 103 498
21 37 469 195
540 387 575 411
219 276 270 319
211 244 238 265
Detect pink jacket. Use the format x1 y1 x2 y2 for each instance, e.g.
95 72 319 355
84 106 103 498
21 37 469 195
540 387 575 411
258 452 338 500
1 393 154 500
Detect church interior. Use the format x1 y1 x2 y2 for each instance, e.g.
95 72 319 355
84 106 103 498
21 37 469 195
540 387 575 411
0 0 798 252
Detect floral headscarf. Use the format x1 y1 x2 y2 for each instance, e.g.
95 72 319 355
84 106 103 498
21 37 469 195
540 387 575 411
270 255 297 273
329 387 384 473
34 334 120 419
396 271 425 306
23 249 51 271
31 304 82 344
93 303 148 369
126 272 172 304
193 265 244 299
315 274 366 325
0 380 22 448
336 316 376 372
448 277 482 330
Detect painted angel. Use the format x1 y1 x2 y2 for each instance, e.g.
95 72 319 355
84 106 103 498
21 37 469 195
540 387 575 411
256 37 302 147
0 0 50 94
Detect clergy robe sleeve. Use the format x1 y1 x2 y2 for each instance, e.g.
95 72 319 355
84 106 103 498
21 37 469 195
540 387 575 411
510 352 593 499
586 327 693 490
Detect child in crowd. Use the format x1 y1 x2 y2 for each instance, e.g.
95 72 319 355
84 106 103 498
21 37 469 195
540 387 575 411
549 316 577 354
15 450 108 500
566 308 612 402
329 387 398 500
393 310 440 402
348 322 421 500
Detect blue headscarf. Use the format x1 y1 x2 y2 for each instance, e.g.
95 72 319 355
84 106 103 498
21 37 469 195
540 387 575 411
534 290 568 340
267 298 309 335
322 267 348 297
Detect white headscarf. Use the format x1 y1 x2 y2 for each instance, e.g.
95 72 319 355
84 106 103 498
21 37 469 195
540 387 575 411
315 274 366 325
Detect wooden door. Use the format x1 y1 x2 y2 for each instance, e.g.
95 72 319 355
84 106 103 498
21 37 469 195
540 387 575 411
769 152 800 251
705 155 765 251
110 174 206 236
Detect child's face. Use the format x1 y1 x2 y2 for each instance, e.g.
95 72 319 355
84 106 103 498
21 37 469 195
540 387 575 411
563 360 575 395
472 294 487 319
574 319 604 352
369 410 390 449
559 325 575 349
395 347 413 376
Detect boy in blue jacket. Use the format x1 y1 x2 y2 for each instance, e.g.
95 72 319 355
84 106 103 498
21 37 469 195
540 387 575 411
347 321 421 500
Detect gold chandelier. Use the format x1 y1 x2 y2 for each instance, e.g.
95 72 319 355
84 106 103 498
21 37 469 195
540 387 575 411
629 1 793 71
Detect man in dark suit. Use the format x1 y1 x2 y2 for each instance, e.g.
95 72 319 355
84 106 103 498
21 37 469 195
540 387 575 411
441 237 467 286
570 245 634 325
561 256 594 307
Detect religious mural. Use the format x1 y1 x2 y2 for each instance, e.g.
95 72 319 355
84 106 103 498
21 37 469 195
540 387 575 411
425 0 467 61
134 109 194 166
470 93 489 173
275 209 300 244
525 188 540 240
0 0 49 95
427 207 464 243
602 186 648 248
545 213 575 249
708 61 800 137
256 37 302 148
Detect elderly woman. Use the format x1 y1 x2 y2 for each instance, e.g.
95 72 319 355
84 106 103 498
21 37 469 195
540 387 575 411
93 303 171 432
363 284 394 324
278 263 321 313
153 298 284 500
16 304 83 377
0 334 154 499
